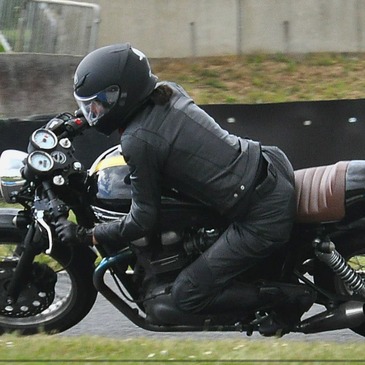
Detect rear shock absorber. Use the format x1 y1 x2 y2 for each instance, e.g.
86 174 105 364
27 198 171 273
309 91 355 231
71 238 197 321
314 237 365 297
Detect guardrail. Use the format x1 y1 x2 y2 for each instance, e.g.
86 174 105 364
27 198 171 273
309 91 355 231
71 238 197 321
0 0 100 55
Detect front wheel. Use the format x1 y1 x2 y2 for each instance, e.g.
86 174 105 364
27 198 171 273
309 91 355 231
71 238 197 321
0 241 97 335
314 231 365 337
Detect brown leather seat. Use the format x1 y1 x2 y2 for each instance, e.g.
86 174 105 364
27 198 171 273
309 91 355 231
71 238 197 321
294 161 349 223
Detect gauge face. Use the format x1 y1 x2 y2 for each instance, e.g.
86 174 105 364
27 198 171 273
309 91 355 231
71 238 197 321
28 151 54 173
31 129 58 150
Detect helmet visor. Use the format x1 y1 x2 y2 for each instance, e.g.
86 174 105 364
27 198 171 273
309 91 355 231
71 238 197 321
74 85 120 126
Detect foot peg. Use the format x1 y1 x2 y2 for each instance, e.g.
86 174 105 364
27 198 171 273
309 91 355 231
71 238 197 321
251 311 288 337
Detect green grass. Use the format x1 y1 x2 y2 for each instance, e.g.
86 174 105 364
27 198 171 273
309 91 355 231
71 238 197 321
0 198 20 208
151 52 365 105
0 335 364 363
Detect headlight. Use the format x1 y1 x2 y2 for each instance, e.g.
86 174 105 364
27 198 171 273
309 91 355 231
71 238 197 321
0 150 28 203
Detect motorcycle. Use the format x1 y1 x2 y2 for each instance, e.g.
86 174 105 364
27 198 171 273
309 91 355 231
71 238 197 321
1 112 365 337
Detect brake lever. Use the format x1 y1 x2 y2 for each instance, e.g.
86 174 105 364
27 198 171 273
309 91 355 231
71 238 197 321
35 209 53 255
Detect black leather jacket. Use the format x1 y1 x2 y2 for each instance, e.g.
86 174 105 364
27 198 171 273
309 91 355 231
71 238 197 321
93 82 262 245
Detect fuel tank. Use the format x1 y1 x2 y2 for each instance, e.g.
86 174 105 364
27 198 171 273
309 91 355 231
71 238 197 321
87 146 226 230
88 145 131 215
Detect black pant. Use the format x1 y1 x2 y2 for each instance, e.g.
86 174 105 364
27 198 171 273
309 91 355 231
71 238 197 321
171 146 296 314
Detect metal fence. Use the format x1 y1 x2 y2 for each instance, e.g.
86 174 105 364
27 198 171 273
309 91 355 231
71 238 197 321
0 0 100 55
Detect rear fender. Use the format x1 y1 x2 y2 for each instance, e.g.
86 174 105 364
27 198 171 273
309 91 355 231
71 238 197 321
0 208 27 243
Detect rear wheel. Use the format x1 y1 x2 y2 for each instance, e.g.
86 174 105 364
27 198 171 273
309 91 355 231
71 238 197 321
0 241 97 335
314 232 365 337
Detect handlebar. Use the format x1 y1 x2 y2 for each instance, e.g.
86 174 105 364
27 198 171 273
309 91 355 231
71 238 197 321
62 116 89 139
42 181 69 220
45 112 90 140
40 181 69 253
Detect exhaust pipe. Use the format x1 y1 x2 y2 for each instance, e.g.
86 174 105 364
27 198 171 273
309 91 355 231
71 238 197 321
298 301 365 334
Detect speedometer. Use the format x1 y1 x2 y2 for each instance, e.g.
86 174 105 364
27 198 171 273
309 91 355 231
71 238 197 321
27 151 54 173
31 129 58 150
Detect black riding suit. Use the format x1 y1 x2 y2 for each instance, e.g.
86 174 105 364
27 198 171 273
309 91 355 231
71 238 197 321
93 82 296 314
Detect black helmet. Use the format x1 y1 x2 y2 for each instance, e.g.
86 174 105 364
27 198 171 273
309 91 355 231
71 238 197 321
74 43 158 135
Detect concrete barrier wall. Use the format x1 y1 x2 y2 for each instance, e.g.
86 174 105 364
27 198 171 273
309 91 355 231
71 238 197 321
78 0 365 57
0 53 81 118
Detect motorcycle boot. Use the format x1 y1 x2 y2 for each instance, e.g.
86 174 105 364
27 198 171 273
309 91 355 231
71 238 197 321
145 281 315 334
255 283 317 336
144 284 254 326
187 281 316 335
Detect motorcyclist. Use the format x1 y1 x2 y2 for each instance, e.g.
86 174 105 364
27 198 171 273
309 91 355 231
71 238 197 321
56 43 315 334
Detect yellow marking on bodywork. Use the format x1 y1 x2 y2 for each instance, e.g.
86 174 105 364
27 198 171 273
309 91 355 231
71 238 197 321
94 156 127 172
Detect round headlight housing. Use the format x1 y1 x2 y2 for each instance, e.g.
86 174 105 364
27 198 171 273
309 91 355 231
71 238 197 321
0 150 27 203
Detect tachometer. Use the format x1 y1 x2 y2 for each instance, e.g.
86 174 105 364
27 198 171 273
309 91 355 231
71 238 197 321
31 129 58 150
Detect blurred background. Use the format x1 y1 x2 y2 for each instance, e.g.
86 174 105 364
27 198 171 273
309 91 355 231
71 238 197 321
1 0 365 169
2 0 365 57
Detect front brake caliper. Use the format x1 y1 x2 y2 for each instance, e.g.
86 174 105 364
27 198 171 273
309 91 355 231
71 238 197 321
0 262 57 317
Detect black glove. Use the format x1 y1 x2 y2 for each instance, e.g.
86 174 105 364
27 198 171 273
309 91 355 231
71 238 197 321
55 220 93 245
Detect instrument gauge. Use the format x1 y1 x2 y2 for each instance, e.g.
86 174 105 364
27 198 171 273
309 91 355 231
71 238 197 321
27 151 54 173
31 129 58 150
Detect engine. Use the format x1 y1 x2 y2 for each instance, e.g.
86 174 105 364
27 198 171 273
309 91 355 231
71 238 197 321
132 227 222 279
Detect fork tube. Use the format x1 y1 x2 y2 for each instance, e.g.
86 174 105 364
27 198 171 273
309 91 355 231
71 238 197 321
6 223 40 303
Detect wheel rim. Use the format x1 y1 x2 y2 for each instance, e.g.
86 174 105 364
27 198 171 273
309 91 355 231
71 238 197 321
0 243 76 329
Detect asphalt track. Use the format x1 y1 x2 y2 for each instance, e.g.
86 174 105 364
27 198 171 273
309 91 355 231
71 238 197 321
63 291 364 342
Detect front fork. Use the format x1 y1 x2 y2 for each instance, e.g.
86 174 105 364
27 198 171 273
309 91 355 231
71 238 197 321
6 181 65 304
6 221 45 304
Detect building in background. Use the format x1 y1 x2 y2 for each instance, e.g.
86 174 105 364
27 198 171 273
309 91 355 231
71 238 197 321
81 0 365 57
1 0 365 57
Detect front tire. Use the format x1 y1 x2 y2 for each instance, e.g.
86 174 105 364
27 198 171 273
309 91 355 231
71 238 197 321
0 242 97 335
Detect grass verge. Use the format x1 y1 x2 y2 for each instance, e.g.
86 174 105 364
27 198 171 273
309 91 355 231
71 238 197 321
151 53 365 104
1 335 365 364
